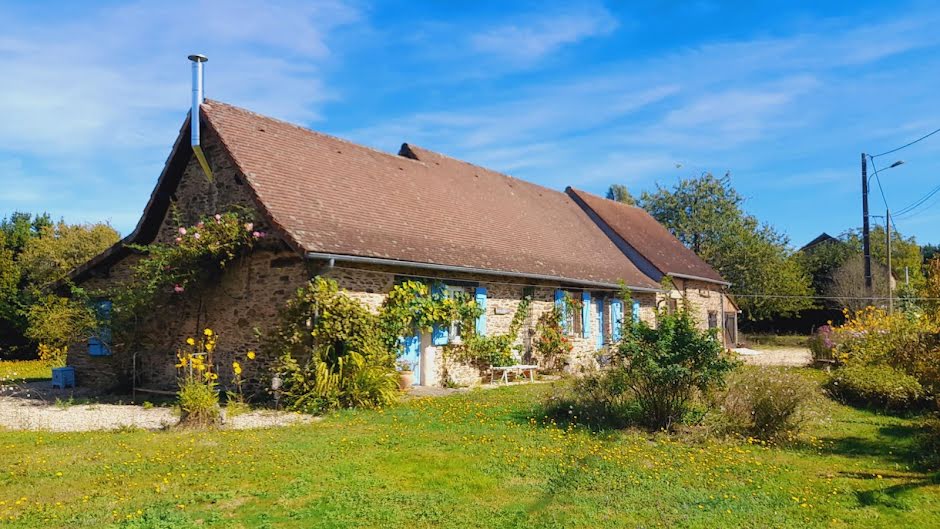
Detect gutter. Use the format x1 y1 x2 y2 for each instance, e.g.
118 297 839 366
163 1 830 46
667 272 731 287
304 252 663 293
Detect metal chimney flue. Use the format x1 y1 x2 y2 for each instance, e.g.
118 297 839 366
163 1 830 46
188 54 213 181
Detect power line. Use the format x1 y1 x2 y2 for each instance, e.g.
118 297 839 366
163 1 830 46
894 181 940 217
871 126 940 158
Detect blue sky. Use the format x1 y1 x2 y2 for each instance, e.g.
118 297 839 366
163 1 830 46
1 0 939 247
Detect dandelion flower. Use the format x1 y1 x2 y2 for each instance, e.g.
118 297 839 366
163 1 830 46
232 361 242 376
247 351 256 360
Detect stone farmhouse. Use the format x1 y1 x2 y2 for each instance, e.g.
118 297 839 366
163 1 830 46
67 63 736 392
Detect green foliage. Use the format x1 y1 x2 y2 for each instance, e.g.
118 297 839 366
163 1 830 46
443 294 529 369
377 280 482 355
845 225 925 291
17 220 119 287
615 307 738 428
916 415 940 469
120 210 258 314
794 238 855 302
25 293 97 351
827 364 925 411
269 277 398 414
639 173 813 320
533 306 572 371
605 184 636 205
0 213 115 358
177 377 221 427
715 367 814 440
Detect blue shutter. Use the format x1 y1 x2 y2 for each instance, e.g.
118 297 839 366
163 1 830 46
632 300 641 323
581 291 591 339
474 287 487 336
431 283 449 345
611 299 623 342
554 289 567 334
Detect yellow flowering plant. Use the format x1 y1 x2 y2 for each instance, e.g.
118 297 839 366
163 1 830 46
225 351 255 417
176 328 221 427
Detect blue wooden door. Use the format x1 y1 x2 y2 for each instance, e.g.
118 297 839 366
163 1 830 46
402 333 421 385
594 298 604 349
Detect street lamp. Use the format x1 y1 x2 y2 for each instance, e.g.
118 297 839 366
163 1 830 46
860 155 905 307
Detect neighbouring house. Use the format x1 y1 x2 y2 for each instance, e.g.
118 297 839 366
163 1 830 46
66 61 735 392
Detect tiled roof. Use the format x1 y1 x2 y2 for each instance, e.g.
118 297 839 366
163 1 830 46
202 100 659 289
567 188 727 284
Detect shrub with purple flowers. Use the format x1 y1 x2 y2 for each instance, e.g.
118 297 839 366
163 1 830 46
807 325 836 363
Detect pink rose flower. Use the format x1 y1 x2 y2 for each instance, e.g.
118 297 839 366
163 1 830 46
173 284 184 293
175 237 182 243
252 231 262 238
244 222 254 232
178 227 187 235
214 214 222 223
193 232 201 240
196 221 205 229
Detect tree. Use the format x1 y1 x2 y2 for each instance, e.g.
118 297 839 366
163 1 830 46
18 221 119 287
843 226 924 291
639 173 813 320
794 238 855 307
606 184 636 205
0 212 119 358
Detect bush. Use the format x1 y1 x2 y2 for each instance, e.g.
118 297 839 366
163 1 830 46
916 415 940 470
269 278 398 414
616 308 738 429
716 368 814 440
807 325 836 363
827 364 925 411
534 307 572 372
542 369 635 429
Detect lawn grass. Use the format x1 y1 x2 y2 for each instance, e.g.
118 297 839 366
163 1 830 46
741 333 809 350
0 359 52 383
0 369 938 528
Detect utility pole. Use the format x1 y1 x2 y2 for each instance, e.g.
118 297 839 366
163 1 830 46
862 154 873 301
886 208 893 314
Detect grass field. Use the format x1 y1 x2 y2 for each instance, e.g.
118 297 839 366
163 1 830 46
741 333 810 350
0 369 937 528
0 360 52 383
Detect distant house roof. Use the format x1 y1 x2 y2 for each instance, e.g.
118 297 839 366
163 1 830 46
800 232 842 252
566 188 728 285
76 100 660 290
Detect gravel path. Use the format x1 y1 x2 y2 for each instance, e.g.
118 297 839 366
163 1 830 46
734 347 813 367
0 397 315 432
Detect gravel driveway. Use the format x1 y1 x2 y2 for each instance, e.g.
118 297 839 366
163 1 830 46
0 396 314 432
733 347 813 367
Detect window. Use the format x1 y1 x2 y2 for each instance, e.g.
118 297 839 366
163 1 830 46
89 300 112 356
446 285 470 343
707 310 718 330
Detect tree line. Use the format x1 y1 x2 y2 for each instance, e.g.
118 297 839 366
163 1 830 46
606 175 938 321
0 212 118 359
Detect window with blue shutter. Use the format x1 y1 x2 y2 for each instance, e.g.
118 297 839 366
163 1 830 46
610 299 623 342
431 282 449 345
474 287 487 336
632 300 641 323
89 300 112 356
581 291 591 339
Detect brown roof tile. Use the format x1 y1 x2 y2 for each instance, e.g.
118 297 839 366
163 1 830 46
567 188 727 284
201 100 659 289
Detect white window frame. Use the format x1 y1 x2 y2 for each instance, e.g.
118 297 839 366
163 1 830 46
446 285 470 343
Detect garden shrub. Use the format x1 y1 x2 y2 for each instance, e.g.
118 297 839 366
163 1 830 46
542 368 635 429
827 364 925 411
916 415 940 470
807 325 836 363
716 367 814 440
269 277 398 414
616 308 738 429
534 307 572 372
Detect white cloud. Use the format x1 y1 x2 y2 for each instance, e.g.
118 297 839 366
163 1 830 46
469 5 618 63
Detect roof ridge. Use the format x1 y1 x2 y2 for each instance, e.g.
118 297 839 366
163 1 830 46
202 99 427 169
567 186 646 212
403 143 572 199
